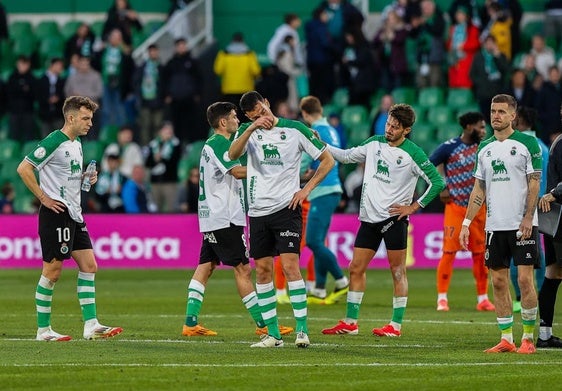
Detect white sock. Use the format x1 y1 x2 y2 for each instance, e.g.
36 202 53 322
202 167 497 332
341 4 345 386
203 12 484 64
477 294 488 304
437 293 447 301
540 326 552 341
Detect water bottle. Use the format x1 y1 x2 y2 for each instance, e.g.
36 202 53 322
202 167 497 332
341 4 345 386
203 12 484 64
81 160 96 192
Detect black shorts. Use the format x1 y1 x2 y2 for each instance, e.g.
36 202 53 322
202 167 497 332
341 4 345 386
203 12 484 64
485 229 540 269
249 206 302 259
544 234 562 267
354 217 409 251
38 206 93 262
199 224 249 267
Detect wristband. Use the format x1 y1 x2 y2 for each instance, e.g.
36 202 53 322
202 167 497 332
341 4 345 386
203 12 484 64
462 218 472 227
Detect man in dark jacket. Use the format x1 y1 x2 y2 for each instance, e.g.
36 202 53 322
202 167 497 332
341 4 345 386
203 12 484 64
305 7 335 104
6 55 37 142
144 122 181 213
133 43 164 146
469 34 510 122
35 58 66 138
537 131 562 348
162 38 203 144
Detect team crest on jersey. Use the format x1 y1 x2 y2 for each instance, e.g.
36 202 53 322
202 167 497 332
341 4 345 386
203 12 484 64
34 147 46 159
397 156 403 165
510 147 517 156
70 159 81 174
60 243 69 255
257 134 263 140
486 150 491 157
376 159 389 176
65 151 70 157
280 131 286 140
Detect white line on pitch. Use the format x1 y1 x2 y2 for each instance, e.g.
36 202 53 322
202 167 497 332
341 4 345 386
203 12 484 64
3 362 562 368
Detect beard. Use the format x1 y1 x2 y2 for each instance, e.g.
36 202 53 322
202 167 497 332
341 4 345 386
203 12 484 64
469 130 482 144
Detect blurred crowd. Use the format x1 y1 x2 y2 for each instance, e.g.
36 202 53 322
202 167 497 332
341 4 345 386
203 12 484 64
2 0 562 214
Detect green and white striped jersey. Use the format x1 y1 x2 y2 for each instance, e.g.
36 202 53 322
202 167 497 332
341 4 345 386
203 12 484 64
328 135 444 224
474 131 542 231
235 118 325 217
198 133 246 232
25 130 85 223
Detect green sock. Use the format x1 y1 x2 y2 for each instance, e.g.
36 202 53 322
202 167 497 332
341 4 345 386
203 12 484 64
288 280 307 333
242 291 265 328
36 275 54 328
498 316 514 343
256 282 280 338
521 307 537 340
390 297 408 328
77 272 97 322
185 279 205 326
344 291 364 323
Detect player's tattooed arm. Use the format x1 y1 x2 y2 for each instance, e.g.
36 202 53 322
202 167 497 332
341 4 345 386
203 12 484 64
473 179 485 207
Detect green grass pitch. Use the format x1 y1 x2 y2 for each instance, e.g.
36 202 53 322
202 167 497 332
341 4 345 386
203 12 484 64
1 268 561 390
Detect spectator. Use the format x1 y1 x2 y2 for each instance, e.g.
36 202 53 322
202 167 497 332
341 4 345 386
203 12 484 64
102 0 143 47
480 0 513 60
267 13 303 67
133 43 165 146
63 55 103 138
305 7 335 104
0 182 14 214
448 0 482 28
275 34 302 112
95 152 125 213
341 27 376 107
318 0 364 60
410 0 447 88
121 165 151 213
64 22 96 65
102 125 144 178
527 35 556 81
144 122 181 212
92 29 134 129
255 65 289 115
176 166 199 213
162 38 204 144
447 6 480 88
536 66 562 145
35 58 66 138
469 34 510 122
213 32 261 107
506 68 535 109
372 10 409 92
545 0 562 50
6 55 37 142
371 94 394 136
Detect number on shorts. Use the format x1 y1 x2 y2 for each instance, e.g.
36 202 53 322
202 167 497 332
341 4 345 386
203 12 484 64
56 227 70 243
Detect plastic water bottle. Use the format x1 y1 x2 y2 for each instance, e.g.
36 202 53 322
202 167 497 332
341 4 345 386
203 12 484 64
81 160 96 192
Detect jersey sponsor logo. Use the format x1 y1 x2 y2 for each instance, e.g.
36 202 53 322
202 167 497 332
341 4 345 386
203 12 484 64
262 144 280 159
260 144 283 166
198 205 210 218
202 148 210 163
380 220 395 234
70 159 81 174
491 159 507 175
376 159 389 176
34 147 47 159
249 176 257 204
